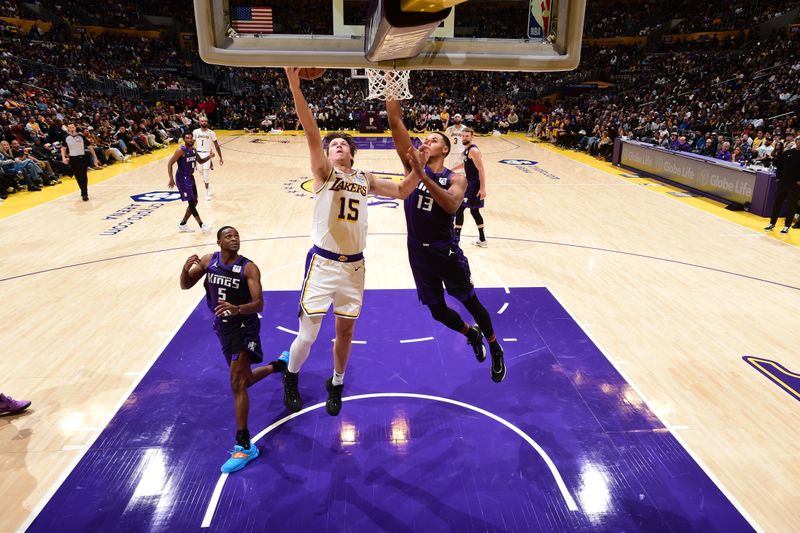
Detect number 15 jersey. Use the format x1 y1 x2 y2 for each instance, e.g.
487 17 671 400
312 167 369 255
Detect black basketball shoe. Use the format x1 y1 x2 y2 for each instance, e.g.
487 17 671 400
283 371 302 412
325 377 344 416
466 324 486 362
490 343 506 383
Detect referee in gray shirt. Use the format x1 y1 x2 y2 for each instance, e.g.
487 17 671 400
61 123 96 201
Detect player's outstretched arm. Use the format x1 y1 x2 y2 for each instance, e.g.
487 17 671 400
386 99 414 174
367 145 430 199
285 67 331 181
180 253 211 290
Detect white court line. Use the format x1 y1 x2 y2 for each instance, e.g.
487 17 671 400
200 474 230 528
469 265 511 294
276 326 299 335
200 392 579 528
399 336 434 344
18 298 201 533
497 302 509 314
547 287 763 532
503 338 518 342
330 339 367 344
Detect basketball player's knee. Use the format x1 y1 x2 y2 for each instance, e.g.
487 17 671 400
335 322 355 343
229 369 249 393
297 314 322 345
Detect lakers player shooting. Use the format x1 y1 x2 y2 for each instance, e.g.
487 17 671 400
193 117 224 201
387 99 506 383
180 226 289 474
283 67 422 416
450 127 488 247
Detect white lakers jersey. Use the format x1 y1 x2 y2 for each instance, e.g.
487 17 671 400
192 127 217 153
445 124 466 150
311 167 369 255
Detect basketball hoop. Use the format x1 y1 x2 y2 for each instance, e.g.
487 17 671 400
365 68 413 101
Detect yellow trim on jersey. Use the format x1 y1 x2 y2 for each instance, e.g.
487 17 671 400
299 254 329 316
333 310 361 319
313 167 335 195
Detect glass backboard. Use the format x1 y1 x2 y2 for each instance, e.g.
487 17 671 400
194 0 586 71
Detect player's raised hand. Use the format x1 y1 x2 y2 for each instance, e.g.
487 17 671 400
406 145 430 173
284 67 301 86
184 254 201 272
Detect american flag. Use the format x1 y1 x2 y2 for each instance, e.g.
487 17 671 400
230 6 273 34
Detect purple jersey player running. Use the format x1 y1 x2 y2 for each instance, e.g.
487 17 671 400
168 132 214 234
180 226 289 473
387 99 506 382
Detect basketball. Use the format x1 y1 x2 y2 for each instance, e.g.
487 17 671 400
298 68 326 80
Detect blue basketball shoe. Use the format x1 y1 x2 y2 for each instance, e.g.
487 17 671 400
277 350 290 371
221 442 259 473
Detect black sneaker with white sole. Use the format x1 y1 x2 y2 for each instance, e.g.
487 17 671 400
764 224 775 231
283 371 302 412
325 377 344 416
490 344 506 383
780 226 790 234
466 324 486 362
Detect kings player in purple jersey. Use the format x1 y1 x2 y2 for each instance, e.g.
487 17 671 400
168 132 214 234
180 226 289 473
387 99 506 383
450 127 489 247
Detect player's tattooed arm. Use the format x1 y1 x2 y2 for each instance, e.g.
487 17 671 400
180 253 211 290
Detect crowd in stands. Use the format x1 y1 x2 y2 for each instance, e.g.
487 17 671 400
1 0 195 29
0 81 209 200
674 0 798 33
0 0 18 17
2 32 196 91
585 0 799 37
532 34 798 167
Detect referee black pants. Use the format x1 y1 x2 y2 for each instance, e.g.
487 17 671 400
769 179 800 227
69 155 89 198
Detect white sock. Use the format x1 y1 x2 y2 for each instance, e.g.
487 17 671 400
332 371 344 386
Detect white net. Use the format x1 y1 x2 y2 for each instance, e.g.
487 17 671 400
365 68 413 101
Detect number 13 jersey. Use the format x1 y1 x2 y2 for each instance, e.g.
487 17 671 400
404 166 456 245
